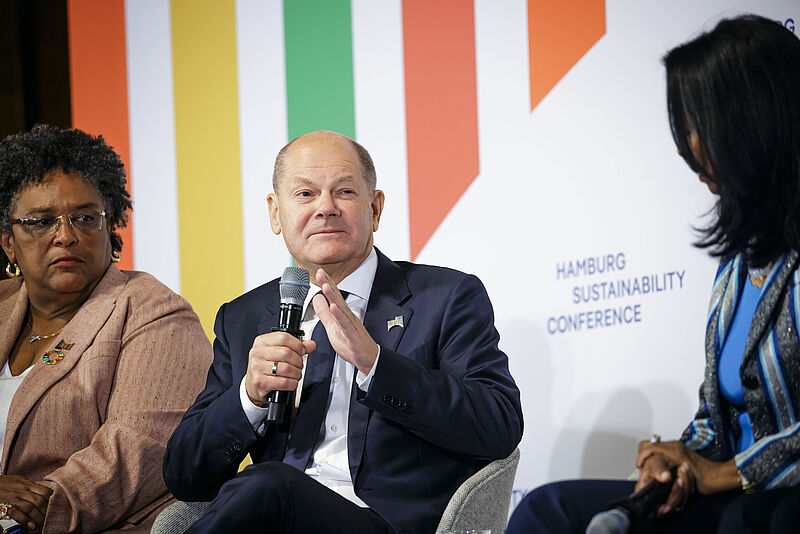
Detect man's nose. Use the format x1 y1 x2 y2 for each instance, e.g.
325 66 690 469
315 192 340 217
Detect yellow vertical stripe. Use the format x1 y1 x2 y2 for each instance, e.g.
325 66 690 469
171 0 243 337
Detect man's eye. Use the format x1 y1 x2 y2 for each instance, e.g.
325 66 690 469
73 214 96 223
297 191 312 197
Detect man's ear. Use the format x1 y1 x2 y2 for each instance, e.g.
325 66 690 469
0 230 16 265
371 190 385 232
267 194 282 236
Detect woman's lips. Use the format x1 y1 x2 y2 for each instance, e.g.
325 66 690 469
51 256 83 266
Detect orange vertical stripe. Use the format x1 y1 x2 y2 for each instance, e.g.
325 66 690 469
403 1 479 260
528 0 606 110
67 0 134 270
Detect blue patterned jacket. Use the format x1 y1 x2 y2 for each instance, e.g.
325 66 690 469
681 251 800 489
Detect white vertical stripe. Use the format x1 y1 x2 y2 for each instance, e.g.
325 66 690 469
125 0 181 293
236 0 291 291
351 0 410 261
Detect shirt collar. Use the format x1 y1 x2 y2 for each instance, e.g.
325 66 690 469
302 247 378 311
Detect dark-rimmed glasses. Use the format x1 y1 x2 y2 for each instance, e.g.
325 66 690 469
11 210 106 239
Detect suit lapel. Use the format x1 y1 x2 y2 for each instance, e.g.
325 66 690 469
742 250 798 367
256 285 279 339
348 249 412 481
0 279 26 370
742 251 799 364
2 266 128 472
710 255 744 358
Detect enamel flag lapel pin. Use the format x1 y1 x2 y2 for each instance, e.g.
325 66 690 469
387 316 404 331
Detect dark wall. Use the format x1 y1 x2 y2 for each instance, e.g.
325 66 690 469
0 0 69 279
0 0 71 140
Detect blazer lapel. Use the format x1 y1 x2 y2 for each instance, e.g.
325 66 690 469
0 279 26 370
742 251 799 365
710 255 744 358
256 286 279 340
2 266 128 472
348 250 412 482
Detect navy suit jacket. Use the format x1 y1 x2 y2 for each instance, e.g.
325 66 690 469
164 250 523 534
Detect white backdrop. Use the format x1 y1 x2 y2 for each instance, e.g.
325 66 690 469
119 0 800 502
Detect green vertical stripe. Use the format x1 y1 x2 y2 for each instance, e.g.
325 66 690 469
283 0 355 139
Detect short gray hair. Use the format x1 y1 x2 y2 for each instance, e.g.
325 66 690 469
272 133 377 193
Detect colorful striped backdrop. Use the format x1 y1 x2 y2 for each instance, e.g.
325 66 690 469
63 0 798 496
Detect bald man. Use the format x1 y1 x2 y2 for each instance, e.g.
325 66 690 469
164 131 523 534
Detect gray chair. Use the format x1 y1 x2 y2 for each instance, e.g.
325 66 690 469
151 501 208 534
435 447 520 534
151 448 520 534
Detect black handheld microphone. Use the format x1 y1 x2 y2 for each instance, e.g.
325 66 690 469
0 519 27 534
265 266 310 424
585 467 678 534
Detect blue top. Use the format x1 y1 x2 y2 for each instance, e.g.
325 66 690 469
718 277 762 452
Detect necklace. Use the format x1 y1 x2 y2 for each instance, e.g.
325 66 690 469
29 330 63 344
748 262 772 289
25 318 63 344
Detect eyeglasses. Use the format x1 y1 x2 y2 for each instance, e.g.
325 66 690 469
11 210 106 239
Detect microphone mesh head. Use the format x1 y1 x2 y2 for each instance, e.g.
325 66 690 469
279 267 310 306
585 508 630 534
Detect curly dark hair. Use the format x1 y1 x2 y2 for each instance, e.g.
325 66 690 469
0 124 132 253
664 15 800 267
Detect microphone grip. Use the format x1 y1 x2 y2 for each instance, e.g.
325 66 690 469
0 519 27 534
265 391 291 423
586 467 679 534
264 302 305 424
616 466 678 519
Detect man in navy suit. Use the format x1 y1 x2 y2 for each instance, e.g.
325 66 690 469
163 130 523 534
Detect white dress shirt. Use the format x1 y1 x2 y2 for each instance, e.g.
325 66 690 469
239 248 379 507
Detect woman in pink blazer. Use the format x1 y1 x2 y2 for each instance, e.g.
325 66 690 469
0 125 212 533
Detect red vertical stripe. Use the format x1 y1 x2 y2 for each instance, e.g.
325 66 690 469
528 0 606 110
402 1 479 260
67 0 134 270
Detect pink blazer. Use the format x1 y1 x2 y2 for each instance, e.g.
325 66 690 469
0 265 212 533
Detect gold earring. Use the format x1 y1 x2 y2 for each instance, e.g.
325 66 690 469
111 251 121 263
5 263 21 278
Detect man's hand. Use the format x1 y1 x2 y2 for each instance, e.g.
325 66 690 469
0 475 53 531
635 439 739 516
245 332 316 406
312 268 379 375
